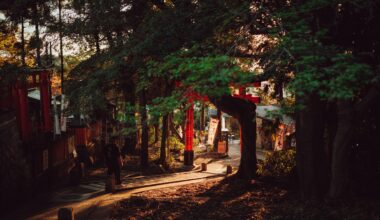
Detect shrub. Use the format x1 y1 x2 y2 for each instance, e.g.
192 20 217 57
168 136 184 153
257 148 296 177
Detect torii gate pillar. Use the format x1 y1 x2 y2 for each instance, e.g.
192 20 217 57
184 103 194 166
40 71 52 132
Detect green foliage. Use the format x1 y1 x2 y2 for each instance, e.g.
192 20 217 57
147 49 259 99
270 0 379 103
257 148 296 177
149 93 184 119
118 102 138 136
168 136 184 153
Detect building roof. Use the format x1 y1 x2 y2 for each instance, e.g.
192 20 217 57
28 89 61 105
256 105 294 125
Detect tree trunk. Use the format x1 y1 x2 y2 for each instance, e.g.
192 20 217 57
170 118 183 143
21 17 26 66
296 93 329 200
200 104 205 132
213 95 257 179
213 109 222 151
106 32 114 49
160 114 168 165
34 3 41 67
328 100 354 199
58 0 64 93
123 84 137 155
181 112 186 144
160 80 172 165
116 30 123 47
94 32 100 54
324 103 337 179
140 90 148 168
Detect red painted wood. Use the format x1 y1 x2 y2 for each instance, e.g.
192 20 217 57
240 126 242 152
40 71 52 132
185 102 194 151
239 87 246 95
75 127 87 146
253 82 261 87
17 82 31 141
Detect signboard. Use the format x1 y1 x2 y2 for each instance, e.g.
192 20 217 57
218 141 227 154
43 149 49 171
207 118 219 145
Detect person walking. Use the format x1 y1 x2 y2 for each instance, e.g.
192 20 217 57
104 136 123 185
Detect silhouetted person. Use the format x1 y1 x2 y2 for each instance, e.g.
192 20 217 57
104 137 123 185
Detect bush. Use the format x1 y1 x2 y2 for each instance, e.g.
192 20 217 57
168 136 184 153
257 148 296 177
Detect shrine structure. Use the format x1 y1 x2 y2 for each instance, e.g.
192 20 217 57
182 82 261 165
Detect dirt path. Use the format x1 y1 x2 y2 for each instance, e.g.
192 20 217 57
4 140 267 219
25 173 226 220
5 163 229 219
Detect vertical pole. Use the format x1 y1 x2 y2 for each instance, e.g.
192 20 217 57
240 126 242 152
17 82 30 141
53 96 61 136
21 17 26 66
34 2 41 67
75 127 87 146
213 109 222 151
40 71 52 132
58 0 64 93
200 103 205 132
184 101 194 165
239 87 246 95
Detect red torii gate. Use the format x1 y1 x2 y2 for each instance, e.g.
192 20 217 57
0 70 53 142
182 82 261 165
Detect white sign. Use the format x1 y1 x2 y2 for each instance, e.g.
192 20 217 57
53 96 61 135
60 94 68 132
207 118 219 145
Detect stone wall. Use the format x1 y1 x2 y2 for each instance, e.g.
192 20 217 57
0 111 32 211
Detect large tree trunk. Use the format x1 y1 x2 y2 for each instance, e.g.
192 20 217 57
213 109 222 151
160 80 172 165
328 101 354 198
213 95 257 179
324 103 337 180
123 84 137 155
296 93 329 200
140 90 149 168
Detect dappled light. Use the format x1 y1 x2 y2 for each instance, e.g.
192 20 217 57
1 0 380 219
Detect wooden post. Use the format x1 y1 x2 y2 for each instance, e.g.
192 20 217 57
40 71 52 132
226 165 232 174
201 163 207 171
16 82 30 141
184 102 194 166
75 127 87 146
105 174 116 193
58 207 74 220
